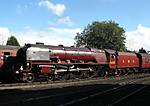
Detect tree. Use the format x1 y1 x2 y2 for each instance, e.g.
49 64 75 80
74 20 126 51
6 36 20 46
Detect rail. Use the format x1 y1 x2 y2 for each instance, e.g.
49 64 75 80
0 73 149 90
58 76 150 106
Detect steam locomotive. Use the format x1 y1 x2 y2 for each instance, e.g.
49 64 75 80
0 43 150 82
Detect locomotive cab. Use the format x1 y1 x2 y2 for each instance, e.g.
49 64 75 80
105 49 117 69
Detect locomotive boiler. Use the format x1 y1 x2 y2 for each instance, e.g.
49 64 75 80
15 43 108 82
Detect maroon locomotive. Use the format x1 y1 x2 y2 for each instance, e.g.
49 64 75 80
0 43 150 82
15 43 107 82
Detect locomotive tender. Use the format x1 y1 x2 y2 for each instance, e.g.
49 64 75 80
0 43 150 82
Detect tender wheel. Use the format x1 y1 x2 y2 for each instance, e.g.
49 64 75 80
26 73 34 83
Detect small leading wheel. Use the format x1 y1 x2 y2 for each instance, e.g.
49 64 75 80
26 73 34 83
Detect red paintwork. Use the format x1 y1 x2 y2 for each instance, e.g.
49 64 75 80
93 51 108 64
118 52 139 68
52 48 108 64
50 46 96 63
27 44 108 64
40 65 52 74
0 49 18 70
141 54 150 68
109 52 139 69
27 44 108 65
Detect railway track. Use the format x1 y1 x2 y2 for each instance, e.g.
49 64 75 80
0 73 150 106
57 75 150 106
64 85 148 106
0 73 149 90
109 85 147 106
111 76 150 106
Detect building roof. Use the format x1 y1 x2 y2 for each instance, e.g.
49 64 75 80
0 45 20 50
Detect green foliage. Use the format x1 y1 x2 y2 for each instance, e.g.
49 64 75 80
74 20 126 51
6 36 20 46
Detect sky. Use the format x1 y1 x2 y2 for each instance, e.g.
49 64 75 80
0 0 150 51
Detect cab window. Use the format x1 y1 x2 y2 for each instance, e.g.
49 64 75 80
110 54 115 61
4 52 10 55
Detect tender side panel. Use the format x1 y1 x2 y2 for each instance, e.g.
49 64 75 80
117 52 139 68
105 49 139 69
